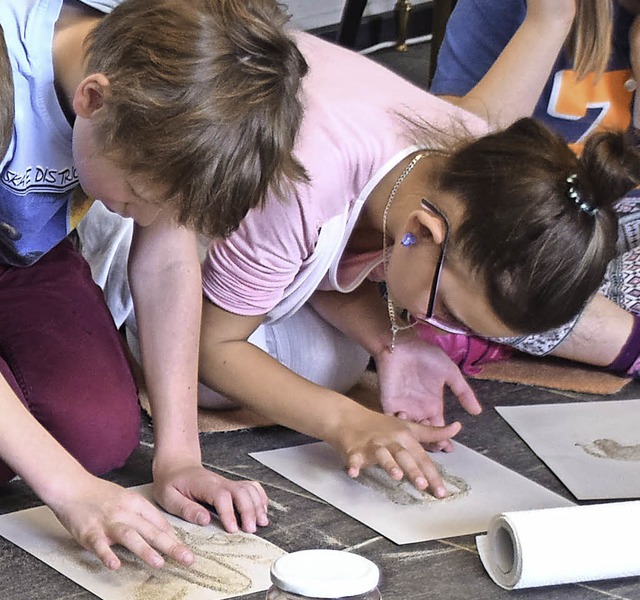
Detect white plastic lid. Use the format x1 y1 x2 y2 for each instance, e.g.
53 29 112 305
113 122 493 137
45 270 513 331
270 549 380 598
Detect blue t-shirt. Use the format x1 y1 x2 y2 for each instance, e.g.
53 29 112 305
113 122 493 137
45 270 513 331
431 0 635 147
0 0 118 266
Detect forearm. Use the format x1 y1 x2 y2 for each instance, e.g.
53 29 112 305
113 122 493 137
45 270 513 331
550 293 634 365
199 302 374 445
0 376 90 506
129 221 202 469
455 6 574 127
630 16 640 95
213 338 373 441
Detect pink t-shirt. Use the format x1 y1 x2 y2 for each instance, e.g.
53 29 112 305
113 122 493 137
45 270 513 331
202 32 485 319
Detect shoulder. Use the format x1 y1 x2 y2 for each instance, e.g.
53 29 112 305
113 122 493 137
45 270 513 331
611 4 635 63
294 31 451 141
430 0 526 95
0 0 63 49
437 0 526 38
202 196 313 315
294 31 423 96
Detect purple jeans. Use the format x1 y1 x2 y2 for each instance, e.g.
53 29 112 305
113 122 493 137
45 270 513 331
0 239 140 484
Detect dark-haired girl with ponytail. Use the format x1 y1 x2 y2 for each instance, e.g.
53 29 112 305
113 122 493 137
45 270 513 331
431 0 640 377
192 31 640 500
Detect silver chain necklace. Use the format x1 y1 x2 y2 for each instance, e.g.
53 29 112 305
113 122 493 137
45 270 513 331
382 153 425 352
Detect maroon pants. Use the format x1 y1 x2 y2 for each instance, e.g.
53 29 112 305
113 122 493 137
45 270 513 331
0 239 140 484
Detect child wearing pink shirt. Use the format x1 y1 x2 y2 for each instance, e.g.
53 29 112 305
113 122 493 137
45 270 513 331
197 31 640 497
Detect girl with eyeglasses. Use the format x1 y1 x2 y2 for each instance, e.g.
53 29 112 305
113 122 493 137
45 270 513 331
193 30 640 498
430 0 640 377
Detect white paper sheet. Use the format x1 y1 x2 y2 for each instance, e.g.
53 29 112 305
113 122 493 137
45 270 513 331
0 484 284 600
250 441 572 544
496 399 640 500
477 501 640 589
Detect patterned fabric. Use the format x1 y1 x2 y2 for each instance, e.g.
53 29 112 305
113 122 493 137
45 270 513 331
601 248 640 314
496 320 578 357
497 198 640 356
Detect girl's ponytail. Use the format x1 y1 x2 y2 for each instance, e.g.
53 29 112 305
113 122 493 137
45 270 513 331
438 118 628 333
580 130 640 210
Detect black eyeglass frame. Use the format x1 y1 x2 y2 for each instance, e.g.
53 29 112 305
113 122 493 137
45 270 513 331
413 198 469 335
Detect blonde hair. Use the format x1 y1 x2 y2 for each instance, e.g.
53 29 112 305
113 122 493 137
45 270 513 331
85 0 309 238
566 0 613 80
0 26 14 159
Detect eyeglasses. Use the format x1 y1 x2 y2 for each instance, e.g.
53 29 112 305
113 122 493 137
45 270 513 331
412 198 470 335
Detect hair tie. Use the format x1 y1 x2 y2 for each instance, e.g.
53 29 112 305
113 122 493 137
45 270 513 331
566 173 597 216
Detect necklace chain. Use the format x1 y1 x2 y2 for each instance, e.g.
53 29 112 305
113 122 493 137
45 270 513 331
382 153 425 352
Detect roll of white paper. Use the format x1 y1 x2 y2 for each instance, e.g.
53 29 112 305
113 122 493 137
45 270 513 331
476 501 640 590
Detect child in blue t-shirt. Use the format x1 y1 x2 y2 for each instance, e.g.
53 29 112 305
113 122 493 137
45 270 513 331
0 0 307 571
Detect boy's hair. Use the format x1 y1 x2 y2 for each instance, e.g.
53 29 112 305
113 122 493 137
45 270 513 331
84 0 308 237
566 0 612 80
0 25 14 159
437 118 640 334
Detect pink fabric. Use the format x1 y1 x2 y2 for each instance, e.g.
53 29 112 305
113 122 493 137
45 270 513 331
202 31 487 317
415 322 513 376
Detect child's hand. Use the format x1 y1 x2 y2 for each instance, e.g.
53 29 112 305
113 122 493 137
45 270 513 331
332 409 462 497
374 334 481 451
151 462 269 534
51 476 194 571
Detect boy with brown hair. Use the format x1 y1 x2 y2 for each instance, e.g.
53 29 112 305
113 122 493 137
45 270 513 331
0 0 307 570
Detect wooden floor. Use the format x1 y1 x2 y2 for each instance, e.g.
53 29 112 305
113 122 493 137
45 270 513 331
3 41 640 600
2 374 640 599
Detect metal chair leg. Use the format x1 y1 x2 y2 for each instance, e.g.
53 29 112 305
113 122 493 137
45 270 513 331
337 0 368 47
394 0 413 52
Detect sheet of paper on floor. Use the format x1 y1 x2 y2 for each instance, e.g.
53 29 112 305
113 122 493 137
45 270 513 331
497 399 640 500
0 483 284 600
250 441 572 544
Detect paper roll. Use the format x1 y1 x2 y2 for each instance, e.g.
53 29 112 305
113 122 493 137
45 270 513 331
476 501 640 590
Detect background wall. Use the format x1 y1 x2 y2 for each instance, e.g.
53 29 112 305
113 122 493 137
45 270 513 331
284 0 430 32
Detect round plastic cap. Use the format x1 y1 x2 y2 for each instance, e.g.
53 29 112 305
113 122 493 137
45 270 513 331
270 549 380 598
